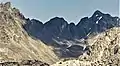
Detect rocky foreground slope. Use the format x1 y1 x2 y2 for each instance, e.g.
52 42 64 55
51 27 120 66
0 2 59 65
0 60 50 66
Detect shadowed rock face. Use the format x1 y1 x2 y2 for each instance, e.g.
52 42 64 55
23 9 119 57
24 10 119 45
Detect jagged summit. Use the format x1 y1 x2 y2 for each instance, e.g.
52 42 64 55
24 8 119 57
45 17 68 26
23 9 119 41
49 17 65 21
0 2 11 9
0 2 25 20
92 10 104 17
30 19 43 25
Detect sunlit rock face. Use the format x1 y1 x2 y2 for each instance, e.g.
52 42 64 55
0 60 50 66
51 27 120 66
0 2 59 64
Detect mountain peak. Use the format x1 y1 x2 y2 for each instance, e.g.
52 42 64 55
31 19 43 24
50 17 66 21
4 2 11 8
45 17 68 25
0 2 58 64
94 10 103 14
92 10 104 17
0 2 11 9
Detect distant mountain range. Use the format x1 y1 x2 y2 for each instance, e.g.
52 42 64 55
23 10 119 57
24 10 119 44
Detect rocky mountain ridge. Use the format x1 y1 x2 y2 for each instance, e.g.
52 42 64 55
52 27 120 66
24 10 119 45
0 2 59 65
23 8 119 57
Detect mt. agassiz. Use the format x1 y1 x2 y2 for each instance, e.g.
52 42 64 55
23 10 119 57
24 10 119 44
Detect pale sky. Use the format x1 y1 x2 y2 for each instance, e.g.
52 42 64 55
0 0 119 24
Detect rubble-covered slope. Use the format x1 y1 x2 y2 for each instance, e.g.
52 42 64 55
51 27 120 66
0 2 59 64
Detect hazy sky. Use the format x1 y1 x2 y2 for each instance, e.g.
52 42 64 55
1 0 119 24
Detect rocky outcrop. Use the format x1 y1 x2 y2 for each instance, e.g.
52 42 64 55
51 27 120 66
0 60 50 66
0 2 59 64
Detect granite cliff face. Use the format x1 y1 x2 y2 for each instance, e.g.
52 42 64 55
51 27 120 66
0 2 58 64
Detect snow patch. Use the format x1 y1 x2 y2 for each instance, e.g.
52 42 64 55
99 16 102 20
62 24 66 29
83 45 86 50
96 16 102 24
87 31 91 36
96 14 98 17
96 21 99 24
57 37 59 39
53 39 64 45
117 18 119 21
